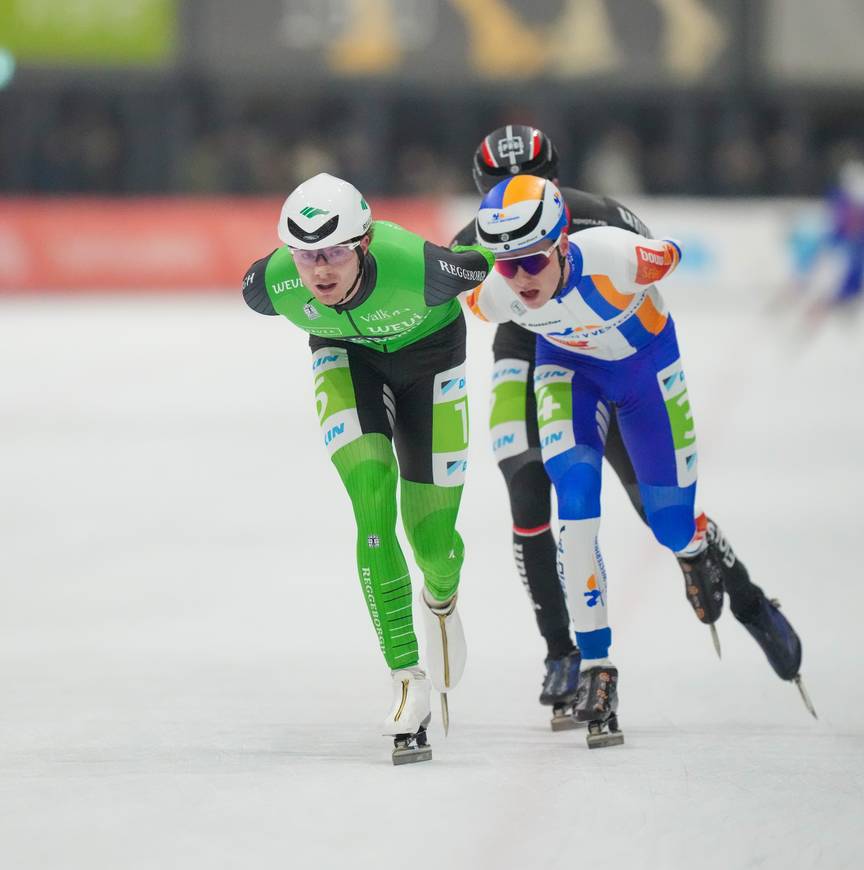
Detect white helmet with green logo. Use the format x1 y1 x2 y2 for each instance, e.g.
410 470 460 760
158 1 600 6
278 172 372 250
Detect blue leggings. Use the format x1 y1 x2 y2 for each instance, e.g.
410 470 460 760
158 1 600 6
534 319 698 659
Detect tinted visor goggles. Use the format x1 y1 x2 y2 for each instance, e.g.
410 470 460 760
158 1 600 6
493 241 560 279
291 239 362 267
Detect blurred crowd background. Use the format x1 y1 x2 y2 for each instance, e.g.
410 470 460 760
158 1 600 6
1 0 863 199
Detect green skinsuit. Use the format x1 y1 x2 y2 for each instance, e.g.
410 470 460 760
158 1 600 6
243 221 492 667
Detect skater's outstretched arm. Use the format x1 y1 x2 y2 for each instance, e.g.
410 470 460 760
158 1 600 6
420 241 494 306
572 226 682 293
242 253 278 315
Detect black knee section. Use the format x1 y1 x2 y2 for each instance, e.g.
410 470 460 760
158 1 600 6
498 450 551 531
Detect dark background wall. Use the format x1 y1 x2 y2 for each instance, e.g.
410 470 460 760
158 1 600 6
1 0 861 196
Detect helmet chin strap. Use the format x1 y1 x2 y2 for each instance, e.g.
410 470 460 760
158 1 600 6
552 248 568 299
332 250 365 307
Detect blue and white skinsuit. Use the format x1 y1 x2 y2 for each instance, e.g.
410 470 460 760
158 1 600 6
467 227 702 663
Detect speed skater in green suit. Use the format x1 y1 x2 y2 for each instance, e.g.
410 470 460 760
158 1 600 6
243 172 494 762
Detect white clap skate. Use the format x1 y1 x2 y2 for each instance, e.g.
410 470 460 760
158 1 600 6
383 667 432 765
420 589 467 736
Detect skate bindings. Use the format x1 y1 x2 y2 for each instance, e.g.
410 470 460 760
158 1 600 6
678 515 728 657
383 667 433 765
539 650 585 731
732 592 817 718
574 664 624 749
421 589 467 735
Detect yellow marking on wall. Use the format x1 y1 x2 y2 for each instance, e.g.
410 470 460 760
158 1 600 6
448 0 546 78
656 0 728 80
549 0 621 77
327 0 401 74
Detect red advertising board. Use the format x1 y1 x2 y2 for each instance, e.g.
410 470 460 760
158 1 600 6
0 198 449 292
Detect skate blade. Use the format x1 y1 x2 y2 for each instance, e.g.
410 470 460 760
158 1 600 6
440 693 450 736
710 623 722 659
550 708 584 731
392 746 432 765
794 674 818 719
551 715 581 732
575 709 604 723
586 731 625 749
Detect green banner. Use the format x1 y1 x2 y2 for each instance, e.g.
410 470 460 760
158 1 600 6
0 0 176 66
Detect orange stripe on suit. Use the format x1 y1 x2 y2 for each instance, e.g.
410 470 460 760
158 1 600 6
635 295 668 335
592 274 632 311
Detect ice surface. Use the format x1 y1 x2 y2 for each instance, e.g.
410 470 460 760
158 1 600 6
1 291 862 869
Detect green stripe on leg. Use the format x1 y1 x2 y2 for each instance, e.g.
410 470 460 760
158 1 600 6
331 434 419 669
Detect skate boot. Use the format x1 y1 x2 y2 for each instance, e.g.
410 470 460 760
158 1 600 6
686 518 817 717
539 650 585 731
421 589 467 735
678 515 726 657
383 667 433 765
574 664 624 749
732 592 817 718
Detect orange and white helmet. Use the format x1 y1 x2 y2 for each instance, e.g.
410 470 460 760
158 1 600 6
476 176 568 256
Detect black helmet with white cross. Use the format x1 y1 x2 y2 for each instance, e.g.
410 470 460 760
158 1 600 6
472 125 560 195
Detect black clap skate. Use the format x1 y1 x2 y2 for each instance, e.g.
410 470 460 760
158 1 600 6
695 518 817 718
392 714 432 765
678 515 727 658
574 665 624 749
539 650 584 731
733 594 817 718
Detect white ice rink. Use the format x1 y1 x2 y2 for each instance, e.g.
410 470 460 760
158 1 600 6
1 287 862 869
